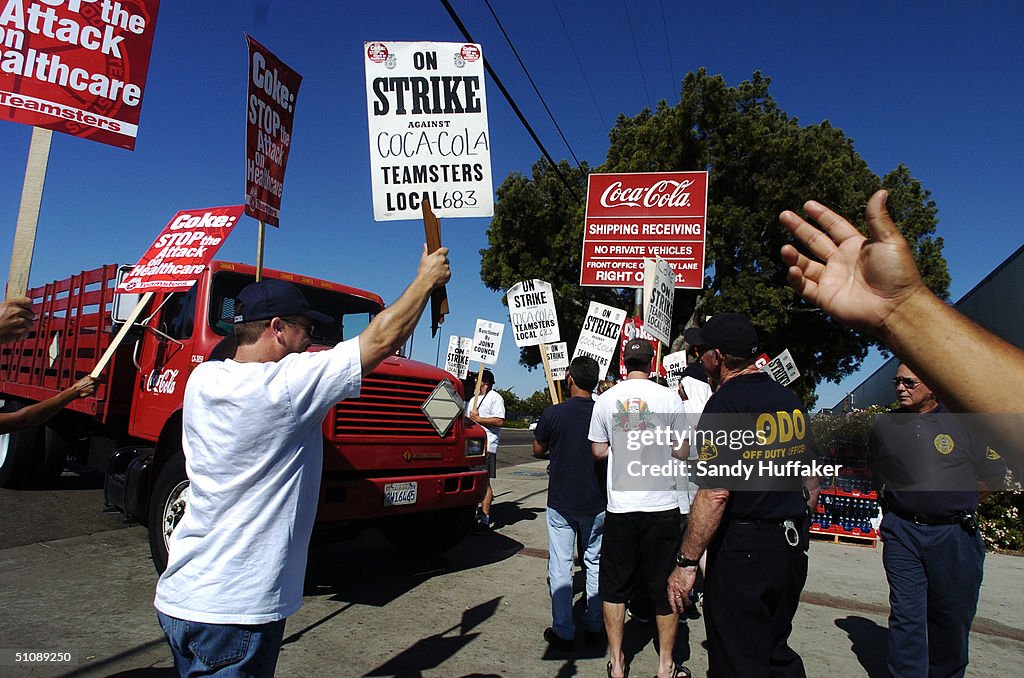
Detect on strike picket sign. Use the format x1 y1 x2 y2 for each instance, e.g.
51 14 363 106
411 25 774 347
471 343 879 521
364 40 493 221
662 350 687 389
572 301 626 381
506 279 559 347
245 35 302 226
580 171 708 288
116 205 244 293
0 0 161 149
445 335 472 379
642 257 675 346
545 341 568 381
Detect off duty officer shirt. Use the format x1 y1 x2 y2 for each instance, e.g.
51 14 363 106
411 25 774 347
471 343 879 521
535 396 607 514
869 403 1006 517
693 372 814 521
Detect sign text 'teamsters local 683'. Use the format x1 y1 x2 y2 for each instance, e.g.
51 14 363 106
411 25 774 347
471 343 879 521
364 41 493 221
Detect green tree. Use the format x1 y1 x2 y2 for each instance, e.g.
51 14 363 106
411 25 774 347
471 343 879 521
522 389 554 418
482 69 949 407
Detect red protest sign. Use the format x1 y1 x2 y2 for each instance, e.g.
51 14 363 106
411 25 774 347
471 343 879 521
619 316 666 379
0 0 161 150
116 205 244 293
580 172 708 289
245 35 302 227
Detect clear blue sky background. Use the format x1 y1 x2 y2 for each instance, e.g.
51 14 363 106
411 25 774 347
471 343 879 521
2 1 1022 409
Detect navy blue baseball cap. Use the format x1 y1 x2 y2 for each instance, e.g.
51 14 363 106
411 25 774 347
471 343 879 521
234 279 334 325
683 313 759 358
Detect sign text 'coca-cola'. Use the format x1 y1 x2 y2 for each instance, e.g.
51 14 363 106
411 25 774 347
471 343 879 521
581 172 708 289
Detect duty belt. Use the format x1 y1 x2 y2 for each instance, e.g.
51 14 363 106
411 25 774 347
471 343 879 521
891 510 960 526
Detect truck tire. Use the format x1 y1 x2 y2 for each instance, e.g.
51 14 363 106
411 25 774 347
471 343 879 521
381 505 476 556
0 401 42 489
38 424 73 486
147 452 188 574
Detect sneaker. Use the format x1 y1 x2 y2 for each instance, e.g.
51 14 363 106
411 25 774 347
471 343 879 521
543 627 574 652
473 513 491 532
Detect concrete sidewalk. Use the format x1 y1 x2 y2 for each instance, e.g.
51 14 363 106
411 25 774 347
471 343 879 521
1 460 1021 677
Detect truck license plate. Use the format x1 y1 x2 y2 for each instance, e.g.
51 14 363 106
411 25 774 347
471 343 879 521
384 481 418 506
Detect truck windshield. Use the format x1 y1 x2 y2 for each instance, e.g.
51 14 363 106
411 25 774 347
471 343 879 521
208 271 382 347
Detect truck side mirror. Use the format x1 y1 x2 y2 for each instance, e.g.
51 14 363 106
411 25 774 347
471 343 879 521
112 265 142 326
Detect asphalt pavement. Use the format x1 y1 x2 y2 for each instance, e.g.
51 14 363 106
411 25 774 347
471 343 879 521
1 430 1022 677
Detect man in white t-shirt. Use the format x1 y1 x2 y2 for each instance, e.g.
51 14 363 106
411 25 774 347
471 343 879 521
154 246 450 676
468 369 505 528
590 339 689 678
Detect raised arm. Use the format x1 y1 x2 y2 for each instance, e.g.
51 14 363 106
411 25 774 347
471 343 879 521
0 377 97 434
358 245 451 376
780 190 1024 460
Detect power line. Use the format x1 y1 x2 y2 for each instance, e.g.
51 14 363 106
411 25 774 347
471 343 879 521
660 0 678 95
622 0 653 109
439 0 582 204
550 0 608 132
483 0 581 167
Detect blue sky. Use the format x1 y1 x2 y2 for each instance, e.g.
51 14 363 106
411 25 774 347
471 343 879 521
2 1 1022 408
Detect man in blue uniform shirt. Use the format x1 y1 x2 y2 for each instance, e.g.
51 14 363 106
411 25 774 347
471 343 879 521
870 363 1006 678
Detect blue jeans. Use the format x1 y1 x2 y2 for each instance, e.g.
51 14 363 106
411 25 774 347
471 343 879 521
881 513 985 678
546 507 605 639
157 610 286 677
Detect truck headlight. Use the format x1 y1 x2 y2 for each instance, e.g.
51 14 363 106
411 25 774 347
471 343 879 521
465 438 485 457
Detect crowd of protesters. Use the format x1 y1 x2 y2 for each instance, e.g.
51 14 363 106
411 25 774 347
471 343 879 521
2 192 1021 677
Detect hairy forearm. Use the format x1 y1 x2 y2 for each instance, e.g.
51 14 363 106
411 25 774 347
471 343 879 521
359 276 434 374
884 291 1024 414
680 488 728 559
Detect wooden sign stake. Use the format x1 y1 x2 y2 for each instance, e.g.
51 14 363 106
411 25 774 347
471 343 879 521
91 292 155 378
7 127 53 297
472 362 485 412
539 343 559 405
422 198 449 336
256 220 267 281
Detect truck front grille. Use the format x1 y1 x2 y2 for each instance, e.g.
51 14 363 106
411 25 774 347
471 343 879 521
333 373 453 439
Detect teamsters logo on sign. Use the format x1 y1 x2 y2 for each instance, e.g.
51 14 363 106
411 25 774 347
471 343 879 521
0 0 161 150
580 172 708 289
364 40 493 221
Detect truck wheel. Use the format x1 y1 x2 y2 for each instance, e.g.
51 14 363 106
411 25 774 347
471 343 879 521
38 425 73 486
381 505 476 556
0 401 41 489
147 452 188 574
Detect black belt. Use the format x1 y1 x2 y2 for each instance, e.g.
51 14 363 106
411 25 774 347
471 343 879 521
728 517 801 528
891 510 960 526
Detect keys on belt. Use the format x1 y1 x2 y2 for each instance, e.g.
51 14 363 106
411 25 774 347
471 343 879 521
728 517 802 547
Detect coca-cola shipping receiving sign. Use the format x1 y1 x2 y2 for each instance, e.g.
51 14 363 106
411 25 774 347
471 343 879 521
245 35 302 227
116 205 244 293
580 171 708 288
0 0 161 150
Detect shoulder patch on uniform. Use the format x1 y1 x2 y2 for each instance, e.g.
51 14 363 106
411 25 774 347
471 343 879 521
933 433 955 455
986 446 1002 460
699 440 719 461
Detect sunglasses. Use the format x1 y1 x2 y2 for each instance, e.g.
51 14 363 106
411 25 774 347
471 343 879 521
891 377 921 389
282 318 314 336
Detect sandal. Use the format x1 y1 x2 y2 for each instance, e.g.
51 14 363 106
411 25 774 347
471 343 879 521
672 665 693 678
607 660 630 678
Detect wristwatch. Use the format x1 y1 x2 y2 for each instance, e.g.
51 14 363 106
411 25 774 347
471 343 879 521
675 553 700 569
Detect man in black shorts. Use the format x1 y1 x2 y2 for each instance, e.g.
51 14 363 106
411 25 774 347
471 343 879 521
590 339 690 678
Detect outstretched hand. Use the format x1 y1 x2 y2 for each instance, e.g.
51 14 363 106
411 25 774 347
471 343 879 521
418 244 452 290
779 190 927 336
0 296 34 344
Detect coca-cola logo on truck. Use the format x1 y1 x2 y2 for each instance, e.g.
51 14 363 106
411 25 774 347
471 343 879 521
599 179 696 210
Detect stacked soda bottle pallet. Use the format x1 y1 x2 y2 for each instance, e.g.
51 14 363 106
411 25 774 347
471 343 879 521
810 439 881 547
